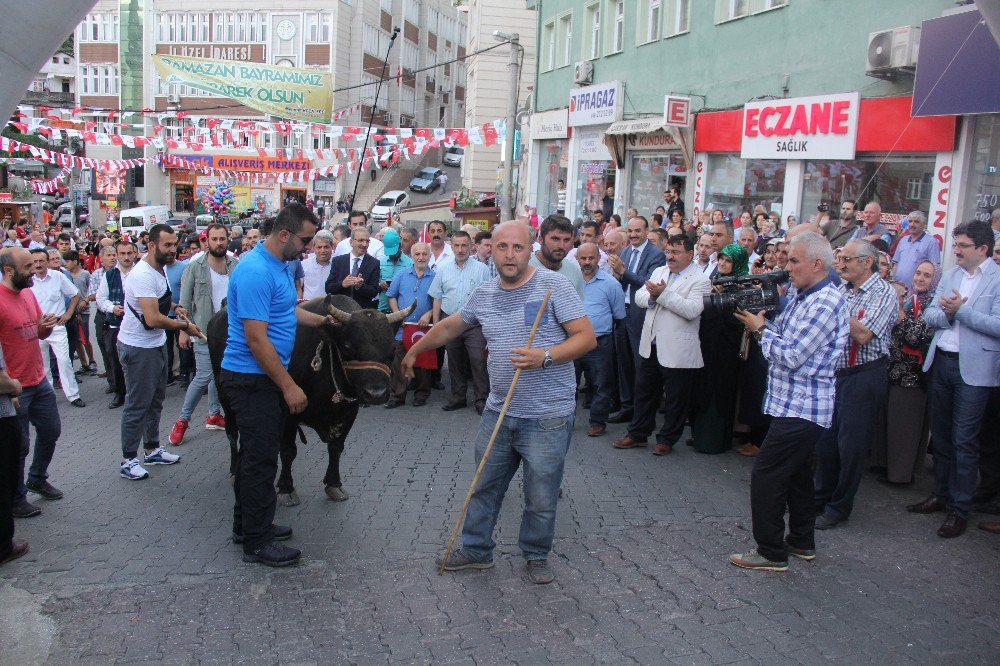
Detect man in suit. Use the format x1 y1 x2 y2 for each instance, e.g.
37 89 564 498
606 216 665 423
325 227 380 309
613 234 711 455
907 220 1000 538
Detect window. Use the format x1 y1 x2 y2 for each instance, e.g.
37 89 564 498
363 23 391 57
402 41 419 74
714 0 749 24
558 14 573 67
155 13 209 43
706 155 785 219
603 0 624 54
637 0 660 44
306 13 332 43
542 20 556 71
80 64 119 95
664 0 690 37
213 12 268 43
78 13 119 42
380 0 393 14
751 0 787 12
585 3 600 59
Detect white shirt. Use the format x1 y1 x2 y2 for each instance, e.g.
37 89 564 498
96 264 132 314
696 251 718 275
936 263 985 352
301 254 333 300
428 243 455 270
30 270 78 318
209 265 230 313
335 236 385 261
118 259 169 348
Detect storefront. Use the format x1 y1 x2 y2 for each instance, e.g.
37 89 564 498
171 170 195 214
692 93 956 243
528 108 570 217
605 117 686 219
566 81 623 220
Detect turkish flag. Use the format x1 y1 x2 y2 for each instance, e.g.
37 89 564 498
402 324 437 369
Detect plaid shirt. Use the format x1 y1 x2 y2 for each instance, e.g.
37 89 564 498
760 278 849 428
837 273 897 369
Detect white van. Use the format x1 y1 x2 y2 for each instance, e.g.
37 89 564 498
117 205 170 237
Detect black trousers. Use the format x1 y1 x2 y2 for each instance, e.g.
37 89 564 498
220 370 287 552
628 347 697 445
104 326 125 399
977 387 1000 500
751 417 824 562
0 416 19 559
94 312 112 380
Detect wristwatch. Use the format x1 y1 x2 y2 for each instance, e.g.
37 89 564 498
752 327 763 342
542 349 554 369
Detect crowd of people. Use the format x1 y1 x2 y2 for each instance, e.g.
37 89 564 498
3 194 1000 581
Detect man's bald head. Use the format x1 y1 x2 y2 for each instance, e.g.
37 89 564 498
493 220 531 246
492 221 533 284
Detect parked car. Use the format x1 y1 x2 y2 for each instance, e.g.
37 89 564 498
443 146 464 167
409 167 444 193
370 190 410 223
168 217 195 234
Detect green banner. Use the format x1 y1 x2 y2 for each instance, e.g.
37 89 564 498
153 54 333 122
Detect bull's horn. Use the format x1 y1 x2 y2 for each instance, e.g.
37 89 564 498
326 302 352 324
386 302 416 325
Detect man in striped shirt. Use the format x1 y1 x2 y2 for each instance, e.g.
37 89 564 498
730 231 849 572
813 239 897 530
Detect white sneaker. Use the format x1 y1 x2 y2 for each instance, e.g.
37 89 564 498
144 447 180 465
120 458 150 480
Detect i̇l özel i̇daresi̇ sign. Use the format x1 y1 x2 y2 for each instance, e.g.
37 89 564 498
152 54 333 122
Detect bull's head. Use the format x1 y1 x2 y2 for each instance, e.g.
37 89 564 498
325 296 415 404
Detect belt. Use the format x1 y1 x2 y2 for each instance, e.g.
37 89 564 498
595 333 611 340
937 349 959 359
836 356 887 378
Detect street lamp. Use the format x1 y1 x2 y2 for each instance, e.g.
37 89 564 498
493 31 521 221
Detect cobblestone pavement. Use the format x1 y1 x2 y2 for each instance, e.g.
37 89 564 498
1 367 999 664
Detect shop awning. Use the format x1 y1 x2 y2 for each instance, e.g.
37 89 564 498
603 116 693 173
605 117 667 135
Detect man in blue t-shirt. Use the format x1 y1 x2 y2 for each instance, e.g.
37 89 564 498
220 203 330 568
403 221 596 585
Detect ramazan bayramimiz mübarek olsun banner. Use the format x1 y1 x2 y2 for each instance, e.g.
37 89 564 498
153 54 333 122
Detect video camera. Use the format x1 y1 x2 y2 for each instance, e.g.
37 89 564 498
703 270 789 317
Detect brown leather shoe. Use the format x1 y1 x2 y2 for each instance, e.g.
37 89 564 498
0 539 28 565
978 521 1000 534
586 424 606 437
906 495 946 514
736 442 759 457
652 443 672 456
937 513 966 538
613 436 646 449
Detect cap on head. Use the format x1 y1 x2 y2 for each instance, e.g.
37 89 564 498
383 229 400 255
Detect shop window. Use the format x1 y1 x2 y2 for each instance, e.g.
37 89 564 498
629 153 686 219
802 156 935 229
536 140 569 217
705 155 785 221
963 115 1000 226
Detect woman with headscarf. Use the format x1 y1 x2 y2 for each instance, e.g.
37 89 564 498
871 260 938 484
690 243 748 454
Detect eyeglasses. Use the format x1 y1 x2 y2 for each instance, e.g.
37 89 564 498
292 233 314 245
953 241 977 249
839 255 867 263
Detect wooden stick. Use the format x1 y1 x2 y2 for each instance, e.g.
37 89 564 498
178 316 208 343
439 289 552 575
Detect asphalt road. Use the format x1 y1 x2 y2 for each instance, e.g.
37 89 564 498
2 360 999 663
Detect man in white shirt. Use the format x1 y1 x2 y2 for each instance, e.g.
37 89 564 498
334 211 385 260
301 230 335 299
116 224 203 481
694 234 717 275
426 220 455 270
28 249 84 407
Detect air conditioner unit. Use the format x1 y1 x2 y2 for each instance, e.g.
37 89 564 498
574 61 594 85
866 25 920 79
167 91 180 104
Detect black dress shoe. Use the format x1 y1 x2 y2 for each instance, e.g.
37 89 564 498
243 541 300 567
441 401 467 411
432 380 446 391
937 513 967 538
233 524 292 544
109 396 125 409
104 386 115 395
607 411 632 424
906 495 946 513
25 479 63 500
12 500 41 518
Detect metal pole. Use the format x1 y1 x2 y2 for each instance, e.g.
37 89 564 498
502 34 520 221
349 26 400 218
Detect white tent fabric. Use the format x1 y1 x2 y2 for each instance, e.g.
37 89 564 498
0 1 97 122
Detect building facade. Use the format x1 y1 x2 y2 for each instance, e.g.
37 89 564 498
523 0 995 256
73 0 467 221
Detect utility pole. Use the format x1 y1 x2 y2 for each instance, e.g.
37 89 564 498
499 33 521 222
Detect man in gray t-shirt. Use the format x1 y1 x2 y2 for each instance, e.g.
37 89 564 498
403 221 596 584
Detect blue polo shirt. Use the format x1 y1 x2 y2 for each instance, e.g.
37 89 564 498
386 266 436 341
582 269 627 336
222 242 298 374
164 259 188 316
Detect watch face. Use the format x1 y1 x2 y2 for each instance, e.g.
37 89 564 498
276 20 296 41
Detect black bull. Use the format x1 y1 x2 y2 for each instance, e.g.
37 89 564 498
207 294 413 506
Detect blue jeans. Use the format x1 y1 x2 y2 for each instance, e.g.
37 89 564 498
575 334 614 426
179 341 221 421
461 409 574 562
15 380 61 503
928 354 991 518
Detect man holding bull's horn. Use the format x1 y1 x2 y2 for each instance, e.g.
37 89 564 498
404 220 596 584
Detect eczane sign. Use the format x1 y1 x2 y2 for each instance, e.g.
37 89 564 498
741 92 859 160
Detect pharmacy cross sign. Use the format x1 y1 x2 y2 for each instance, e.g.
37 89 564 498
664 96 691 128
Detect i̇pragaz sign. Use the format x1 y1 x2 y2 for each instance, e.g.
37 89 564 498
741 92 860 160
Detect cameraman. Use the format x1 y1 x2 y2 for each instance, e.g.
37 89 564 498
729 231 849 572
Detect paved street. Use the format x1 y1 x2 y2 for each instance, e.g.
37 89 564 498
2 366 999 664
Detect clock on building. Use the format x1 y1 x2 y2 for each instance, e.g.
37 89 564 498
276 20 296 41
